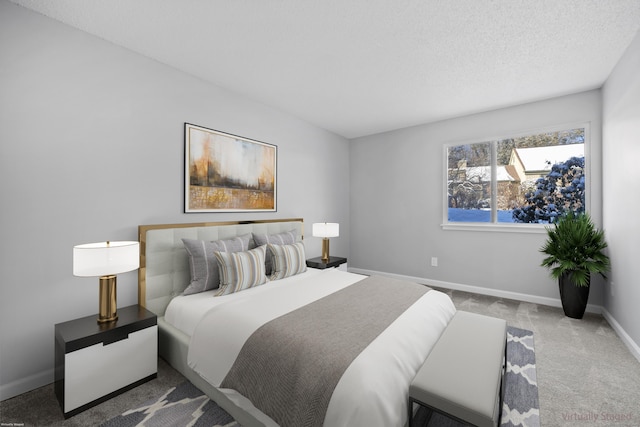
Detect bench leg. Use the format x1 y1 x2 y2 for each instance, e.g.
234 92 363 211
409 398 478 427
408 398 414 427
497 337 508 425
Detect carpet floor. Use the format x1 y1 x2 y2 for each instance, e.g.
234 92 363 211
1 289 639 426
99 381 238 427
99 326 538 427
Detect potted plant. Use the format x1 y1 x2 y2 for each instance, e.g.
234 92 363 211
540 211 610 319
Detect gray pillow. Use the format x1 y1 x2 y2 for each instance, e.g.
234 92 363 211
182 234 252 295
252 230 297 274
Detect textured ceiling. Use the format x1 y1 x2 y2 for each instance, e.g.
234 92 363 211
10 0 640 138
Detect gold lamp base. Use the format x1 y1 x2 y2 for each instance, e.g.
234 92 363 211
98 275 118 324
321 238 330 263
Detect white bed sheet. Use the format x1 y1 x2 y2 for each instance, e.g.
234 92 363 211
164 268 346 336
166 269 456 427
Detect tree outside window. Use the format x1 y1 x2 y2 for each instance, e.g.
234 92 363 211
446 127 586 224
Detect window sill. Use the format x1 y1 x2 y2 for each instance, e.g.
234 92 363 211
441 222 549 234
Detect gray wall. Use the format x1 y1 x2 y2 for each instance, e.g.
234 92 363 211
3 0 639 402
0 1 350 399
602 30 640 354
349 90 604 306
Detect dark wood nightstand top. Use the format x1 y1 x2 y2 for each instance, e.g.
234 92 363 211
306 256 347 269
55 305 156 353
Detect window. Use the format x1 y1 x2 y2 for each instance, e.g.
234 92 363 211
445 125 587 229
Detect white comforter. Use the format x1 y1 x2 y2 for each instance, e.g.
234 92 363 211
166 268 456 427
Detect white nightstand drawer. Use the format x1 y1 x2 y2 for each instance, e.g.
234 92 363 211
64 325 157 412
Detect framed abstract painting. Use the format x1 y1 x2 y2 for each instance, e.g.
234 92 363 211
184 123 277 212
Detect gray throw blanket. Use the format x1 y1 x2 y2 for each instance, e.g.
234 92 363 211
220 275 431 427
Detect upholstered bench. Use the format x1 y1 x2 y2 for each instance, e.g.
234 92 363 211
409 311 507 427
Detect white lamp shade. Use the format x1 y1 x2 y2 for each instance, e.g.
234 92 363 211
312 223 339 238
73 241 140 277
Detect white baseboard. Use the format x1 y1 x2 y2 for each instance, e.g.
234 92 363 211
4 272 637 402
0 368 53 401
348 267 603 314
602 308 640 363
349 267 640 361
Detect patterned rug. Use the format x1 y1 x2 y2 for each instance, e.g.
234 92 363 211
102 326 538 427
501 327 540 427
415 326 540 427
99 381 238 427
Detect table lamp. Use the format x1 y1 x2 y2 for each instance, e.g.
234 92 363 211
312 223 339 263
73 241 140 323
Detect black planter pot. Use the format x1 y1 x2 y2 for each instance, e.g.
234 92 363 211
558 272 590 319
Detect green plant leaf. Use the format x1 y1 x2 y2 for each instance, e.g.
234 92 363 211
539 211 610 287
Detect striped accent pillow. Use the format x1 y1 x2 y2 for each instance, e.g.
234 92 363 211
253 230 297 274
214 246 267 296
268 242 307 280
182 234 253 295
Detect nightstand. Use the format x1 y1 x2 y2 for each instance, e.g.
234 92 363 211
54 305 157 418
306 256 347 270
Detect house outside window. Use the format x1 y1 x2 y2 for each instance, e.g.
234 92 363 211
445 125 587 229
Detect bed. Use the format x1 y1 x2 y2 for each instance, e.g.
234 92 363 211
138 218 456 427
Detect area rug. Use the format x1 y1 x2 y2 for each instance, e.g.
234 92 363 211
415 326 540 427
500 326 540 427
99 381 238 427
101 326 538 427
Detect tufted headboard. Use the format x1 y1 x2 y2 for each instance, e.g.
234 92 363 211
138 218 304 316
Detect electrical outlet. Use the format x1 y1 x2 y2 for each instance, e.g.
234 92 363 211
610 281 614 296
431 257 438 267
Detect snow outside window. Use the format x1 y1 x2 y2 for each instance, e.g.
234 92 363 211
444 125 587 230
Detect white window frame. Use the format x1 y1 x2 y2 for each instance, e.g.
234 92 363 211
442 122 591 233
